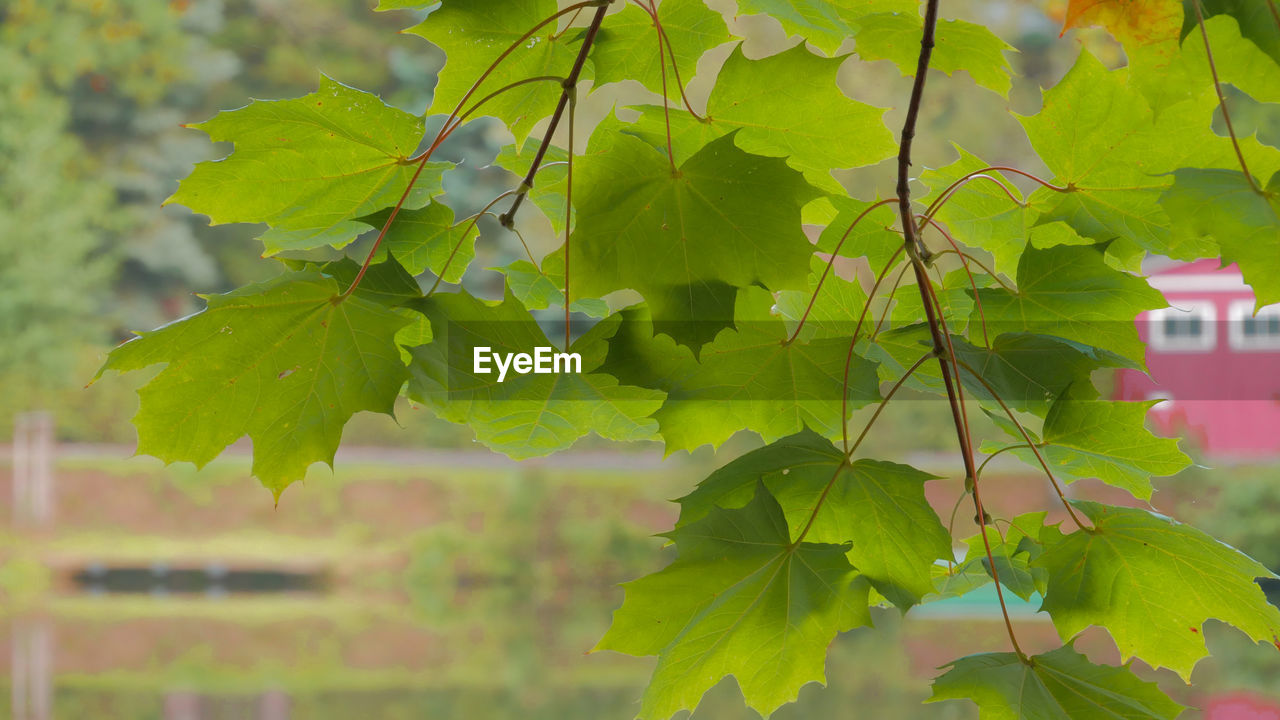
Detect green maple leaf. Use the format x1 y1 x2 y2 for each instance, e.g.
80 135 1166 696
359 202 475 282
596 481 871 719
1018 51 1280 255
407 0 584 142
673 429 951 609
591 0 731 95
406 289 665 458
733 0 917 56
921 147 1029 278
1185 0 1280 67
1160 168 1280 307
1179 16 1280 106
854 14 1016 97
1036 501 1280 681
629 44 896 190
929 644 1185 720
650 287 881 452
973 243 1166 367
93 267 412 497
568 130 820 350
774 257 871 343
812 196 904 271
951 333 1132 414
994 397 1192 501
942 512 1055 602
169 77 446 251
496 259 610 318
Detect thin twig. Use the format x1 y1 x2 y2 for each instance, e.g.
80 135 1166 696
896 0 1024 660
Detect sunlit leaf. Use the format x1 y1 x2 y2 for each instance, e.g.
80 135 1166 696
929 644 1185 719
1036 501 1280 680
596 481 871 719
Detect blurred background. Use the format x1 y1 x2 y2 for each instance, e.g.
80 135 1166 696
2 0 1279 718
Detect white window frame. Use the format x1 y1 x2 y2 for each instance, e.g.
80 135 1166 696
1147 300 1217 353
1227 299 1280 351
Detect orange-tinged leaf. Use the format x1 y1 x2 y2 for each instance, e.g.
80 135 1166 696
1061 0 1183 53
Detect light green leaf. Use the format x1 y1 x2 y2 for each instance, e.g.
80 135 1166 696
362 202 473 282
973 243 1167 367
492 137 571 234
408 0 583 142
650 287 881 452
1003 397 1192 501
674 429 951 608
775 257 871 343
855 13 1016 97
94 268 411 496
568 130 820 350
597 481 871 719
169 77 446 250
497 259 610 317
813 195 904 271
921 147 1029 278
630 44 896 190
733 0 917 56
929 644 1185 720
948 512 1053 602
1186 0 1280 68
591 0 731 95
1160 168 1280 307
406 289 665 458
1180 15 1280 105
1018 50 1279 255
1036 501 1280 681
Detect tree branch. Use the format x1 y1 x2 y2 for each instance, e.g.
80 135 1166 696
499 3 610 229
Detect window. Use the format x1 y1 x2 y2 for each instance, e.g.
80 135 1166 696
1148 301 1216 352
1228 300 1280 351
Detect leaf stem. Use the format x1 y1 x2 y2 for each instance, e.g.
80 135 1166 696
793 351 934 546
648 0 678 171
954 358 1089 531
634 0 706 119
785 197 900 346
500 3 610 228
840 244 907 452
565 93 577 349
427 190 517 295
922 166 1065 226
870 264 913 340
1192 0 1259 193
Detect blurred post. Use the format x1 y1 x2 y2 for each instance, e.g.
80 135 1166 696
260 689 291 720
11 412 54 527
163 691 201 720
9 619 52 720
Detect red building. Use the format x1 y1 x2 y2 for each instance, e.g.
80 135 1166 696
1114 259 1280 457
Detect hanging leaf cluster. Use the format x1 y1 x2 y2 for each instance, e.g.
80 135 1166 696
95 0 1280 716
